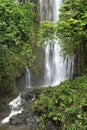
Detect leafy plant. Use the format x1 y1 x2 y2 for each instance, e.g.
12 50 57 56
0 0 34 96
32 76 87 129
57 0 87 74
38 21 56 46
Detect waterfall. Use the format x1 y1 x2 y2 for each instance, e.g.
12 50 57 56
39 0 73 86
39 0 62 22
25 66 31 88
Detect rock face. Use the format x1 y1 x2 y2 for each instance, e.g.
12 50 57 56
16 46 45 89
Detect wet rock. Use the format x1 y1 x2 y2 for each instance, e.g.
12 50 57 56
8 88 49 130
21 92 30 101
45 120 61 130
10 117 23 125
33 115 39 123
45 121 56 130
21 89 36 101
22 110 29 115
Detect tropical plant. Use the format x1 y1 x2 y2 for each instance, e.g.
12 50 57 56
32 76 87 130
57 0 87 75
0 0 34 96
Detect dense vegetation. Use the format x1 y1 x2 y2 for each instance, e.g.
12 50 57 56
57 0 87 75
0 0 87 129
38 21 56 46
0 0 34 96
32 76 87 130
32 0 87 130
38 0 87 76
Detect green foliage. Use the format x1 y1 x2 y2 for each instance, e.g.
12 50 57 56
0 44 16 95
0 0 34 96
0 0 32 45
38 21 56 46
57 0 87 54
32 76 87 129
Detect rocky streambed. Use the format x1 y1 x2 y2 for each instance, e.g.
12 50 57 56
0 87 58 130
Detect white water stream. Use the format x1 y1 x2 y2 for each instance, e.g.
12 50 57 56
26 66 31 88
39 0 62 22
39 0 74 86
0 94 23 124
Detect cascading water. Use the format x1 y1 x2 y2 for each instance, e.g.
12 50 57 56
0 94 23 124
25 66 31 88
39 0 73 86
39 0 62 22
